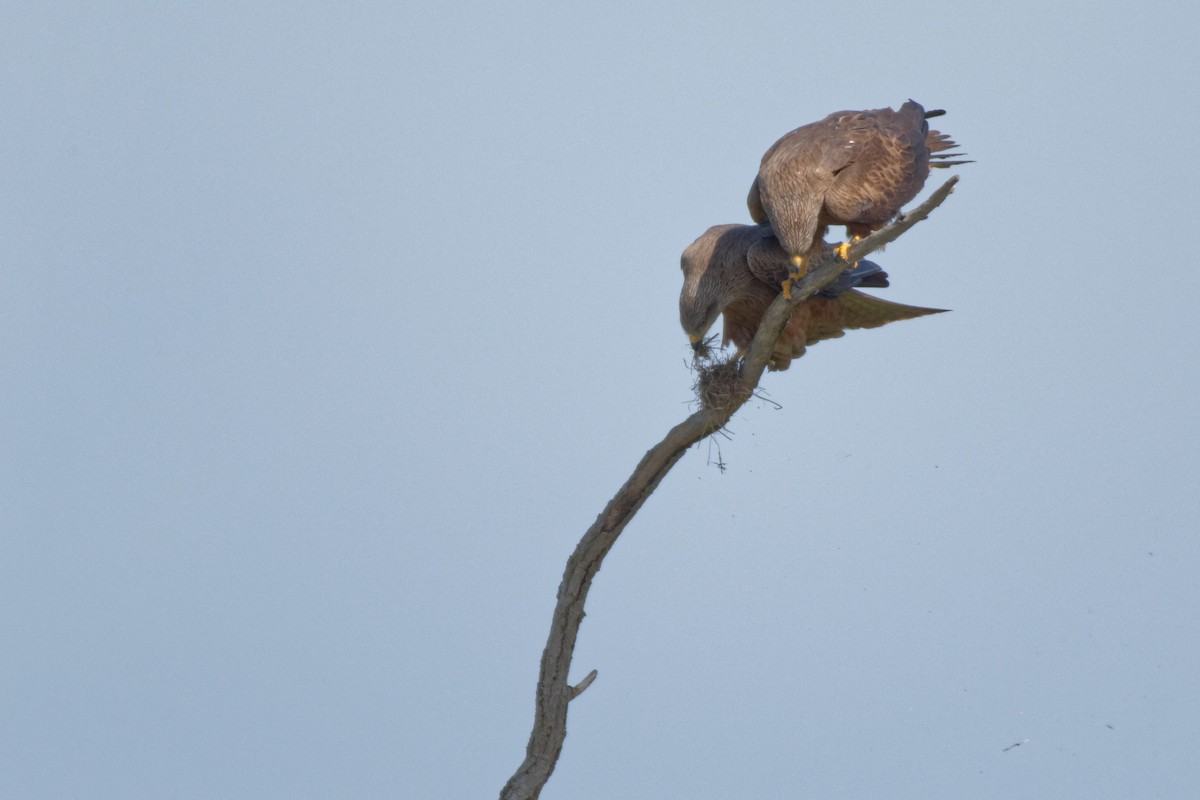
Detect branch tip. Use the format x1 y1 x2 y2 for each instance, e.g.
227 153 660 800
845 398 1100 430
569 669 598 700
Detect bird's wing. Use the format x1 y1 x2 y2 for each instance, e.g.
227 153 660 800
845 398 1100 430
797 111 876 171
794 289 945 350
747 175 768 224
833 290 947 333
824 107 926 224
752 113 873 252
744 230 789 285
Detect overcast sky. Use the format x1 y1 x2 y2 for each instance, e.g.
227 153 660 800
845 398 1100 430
4 2 1199 798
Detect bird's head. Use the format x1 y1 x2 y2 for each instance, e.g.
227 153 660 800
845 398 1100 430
679 227 738 355
680 288 721 356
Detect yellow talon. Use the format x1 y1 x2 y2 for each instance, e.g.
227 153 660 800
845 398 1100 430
782 254 807 300
835 235 862 262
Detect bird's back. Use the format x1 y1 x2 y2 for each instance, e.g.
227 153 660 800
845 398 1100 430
749 101 935 254
820 101 931 228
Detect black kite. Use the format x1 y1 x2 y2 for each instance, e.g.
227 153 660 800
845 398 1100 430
747 100 968 288
679 224 945 371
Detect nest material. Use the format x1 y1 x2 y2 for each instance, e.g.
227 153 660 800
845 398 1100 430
694 357 746 413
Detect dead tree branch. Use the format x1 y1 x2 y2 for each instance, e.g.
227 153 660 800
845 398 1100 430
500 176 959 800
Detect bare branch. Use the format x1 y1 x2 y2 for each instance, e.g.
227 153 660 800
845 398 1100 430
500 176 959 800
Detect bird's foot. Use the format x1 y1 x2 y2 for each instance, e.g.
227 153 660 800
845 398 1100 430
782 255 808 299
834 236 862 264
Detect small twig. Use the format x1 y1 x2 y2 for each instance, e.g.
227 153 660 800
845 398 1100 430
706 437 728 472
568 670 598 700
751 388 782 410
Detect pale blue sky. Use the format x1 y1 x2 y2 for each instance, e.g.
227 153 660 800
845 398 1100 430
3 2 1199 798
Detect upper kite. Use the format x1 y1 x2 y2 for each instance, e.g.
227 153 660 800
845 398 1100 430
747 100 968 283
679 224 945 371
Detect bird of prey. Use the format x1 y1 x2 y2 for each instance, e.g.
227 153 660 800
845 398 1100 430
747 100 968 292
679 224 945 371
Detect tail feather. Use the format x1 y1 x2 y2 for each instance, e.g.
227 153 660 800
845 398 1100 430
853 271 890 289
819 258 889 297
926 127 970 167
927 130 961 152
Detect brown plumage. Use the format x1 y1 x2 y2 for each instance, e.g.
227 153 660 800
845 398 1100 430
679 224 946 371
747 100 968 275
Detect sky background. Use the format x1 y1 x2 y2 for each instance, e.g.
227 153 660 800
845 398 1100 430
3 2 1199 798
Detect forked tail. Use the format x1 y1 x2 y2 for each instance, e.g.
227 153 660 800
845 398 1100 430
927 128 972 168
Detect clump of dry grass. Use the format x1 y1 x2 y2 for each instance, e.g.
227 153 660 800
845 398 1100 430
689 334 719 362
693 356 746 413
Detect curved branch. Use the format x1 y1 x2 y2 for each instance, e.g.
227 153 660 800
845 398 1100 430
500 176 959 800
